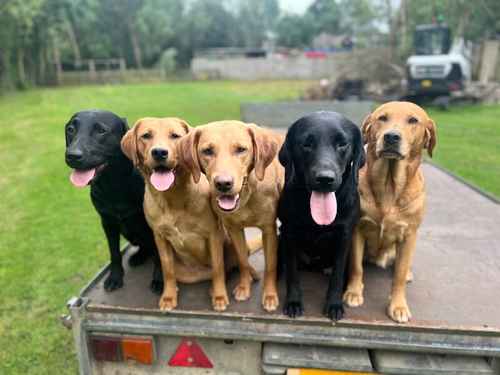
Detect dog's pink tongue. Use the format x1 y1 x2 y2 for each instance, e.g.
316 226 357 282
150 170 175 191
70 169 96 187
217 195 238 210
310 191 337 225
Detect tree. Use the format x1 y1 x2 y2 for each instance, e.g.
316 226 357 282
237 0 280 47
136 0 183 66
0 0 46 88
99 0 146 68
276 14 314 48
306 0 343 35
175 0 241 65
276 0 378 49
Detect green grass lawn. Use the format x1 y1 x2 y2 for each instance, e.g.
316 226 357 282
428 105 500 198
0 81 498 374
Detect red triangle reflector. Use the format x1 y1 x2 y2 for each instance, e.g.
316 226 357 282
168 338 213 368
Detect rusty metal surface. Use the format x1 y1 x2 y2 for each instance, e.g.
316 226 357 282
82 163 500 333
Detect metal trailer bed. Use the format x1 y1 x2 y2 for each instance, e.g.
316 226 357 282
63 102 500 374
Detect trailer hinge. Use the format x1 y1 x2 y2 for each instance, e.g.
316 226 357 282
60 314 73 329
60 296 83 330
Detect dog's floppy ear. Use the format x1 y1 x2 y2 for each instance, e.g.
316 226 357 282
120 117 129 133
121 120 141 166
64 115 77 147
64 119 72 147
247 124 278 181
349 123 366 186
176 118 190 135
278 127 296 184
360 113 372 144
179 127 202 183
424 118 437 158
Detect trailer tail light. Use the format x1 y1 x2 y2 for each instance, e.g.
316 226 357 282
89 334 155 365
448 82 461 91
122 337 154 365
90 336 122 362
168 338 213 368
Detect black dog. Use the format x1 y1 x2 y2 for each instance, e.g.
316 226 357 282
64 110 163 293
278 111 365 321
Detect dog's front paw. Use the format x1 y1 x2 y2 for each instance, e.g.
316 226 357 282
233 282 251 301
324 300 345 321
159 291 177 311
283 299 303 318
212 293 230 312
104 268 124 291
406 270 414 283
262 292 279 312
343 289 364 307
283 291 303 318
388 300 412 323
128 248 149 267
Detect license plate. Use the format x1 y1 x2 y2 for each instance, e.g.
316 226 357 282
287 370 377 375
421 79 432 88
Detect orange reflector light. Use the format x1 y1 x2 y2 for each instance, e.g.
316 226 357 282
122 336 155 365
288 370 377 375
168 338 213 368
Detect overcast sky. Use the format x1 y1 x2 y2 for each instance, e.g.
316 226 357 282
279 0 314 14
279 0 401 15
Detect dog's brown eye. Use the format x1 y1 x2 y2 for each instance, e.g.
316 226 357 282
408 116 418 124
337 143 348 150
235 146 247 154
201 147 214 156
170 133 181 139
66 126 75 135
141 132 152 140
378 115 388 122
94 123 108 135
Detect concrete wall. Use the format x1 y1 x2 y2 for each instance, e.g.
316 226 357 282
191 49 388 81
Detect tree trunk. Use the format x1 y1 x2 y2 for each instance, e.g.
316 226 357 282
17 46 26 88
128 23 143 69
38 47 46 85
400 0 408 54
456 3 472 38
53 36 62 85
65 16 81 64
0 48 6 90
385 0 396 61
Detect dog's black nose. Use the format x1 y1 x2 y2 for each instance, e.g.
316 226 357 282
214 175 234 193
315 171 336 186
384 132 401 145
151 148 168 161
66 150 83 162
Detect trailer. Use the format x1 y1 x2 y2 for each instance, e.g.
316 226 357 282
62 102 500 374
